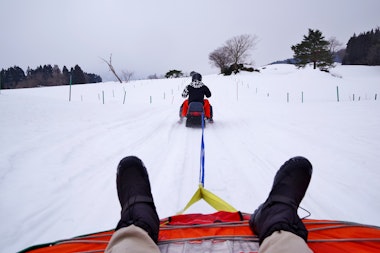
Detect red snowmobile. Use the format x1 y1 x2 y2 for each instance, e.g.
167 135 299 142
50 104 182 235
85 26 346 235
179 101 213 127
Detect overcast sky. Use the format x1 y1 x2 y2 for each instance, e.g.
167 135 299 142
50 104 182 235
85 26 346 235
1 0 379 80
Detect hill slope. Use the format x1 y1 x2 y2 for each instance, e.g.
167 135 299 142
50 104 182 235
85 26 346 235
1 64 379 252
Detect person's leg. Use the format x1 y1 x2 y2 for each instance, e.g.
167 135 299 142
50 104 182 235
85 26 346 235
106 225 160 253
181 100 189 117
203 99 211 119
259 231 312 253
249 156 313 253
106 156 160 253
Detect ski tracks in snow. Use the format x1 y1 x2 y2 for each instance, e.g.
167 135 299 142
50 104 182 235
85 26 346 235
150 118 206 217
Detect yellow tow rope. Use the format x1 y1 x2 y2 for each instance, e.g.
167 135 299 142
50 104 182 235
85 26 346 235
178 184 237 214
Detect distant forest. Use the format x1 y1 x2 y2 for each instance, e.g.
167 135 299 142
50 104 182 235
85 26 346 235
0 64 102 89
343 28 380 65
273 27 380 66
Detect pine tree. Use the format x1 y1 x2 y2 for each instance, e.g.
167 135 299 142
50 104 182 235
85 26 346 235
165 70 183 78
3 66 26 88
343 28 380 65
71 65 86 84
62 66 70 84
291 29 334 70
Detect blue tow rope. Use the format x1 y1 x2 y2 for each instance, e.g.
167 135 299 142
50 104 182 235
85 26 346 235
177 112 238 214
199 113 205 187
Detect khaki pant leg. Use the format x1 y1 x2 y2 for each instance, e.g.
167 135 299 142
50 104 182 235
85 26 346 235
259 230 313 253
105 225 160 253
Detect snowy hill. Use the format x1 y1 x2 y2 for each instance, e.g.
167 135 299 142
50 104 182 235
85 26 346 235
1 64 379 252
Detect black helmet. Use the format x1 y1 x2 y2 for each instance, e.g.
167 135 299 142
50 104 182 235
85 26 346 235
192 73 202 81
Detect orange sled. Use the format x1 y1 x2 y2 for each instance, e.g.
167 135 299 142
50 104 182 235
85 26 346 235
19 211 380 253
19 186 380 252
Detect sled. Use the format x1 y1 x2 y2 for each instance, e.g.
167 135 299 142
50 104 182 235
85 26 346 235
185 102 206 127
179 101 214 127
19 185 380 253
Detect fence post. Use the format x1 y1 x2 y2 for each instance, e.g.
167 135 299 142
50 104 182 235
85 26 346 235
336 86 340 102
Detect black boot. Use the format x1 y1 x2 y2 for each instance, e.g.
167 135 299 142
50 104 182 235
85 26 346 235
249 156 312 244
115 156 160 243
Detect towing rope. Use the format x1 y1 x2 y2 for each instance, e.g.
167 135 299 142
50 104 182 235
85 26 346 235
178 112 237 214
199 113 205 186
177 184 237 214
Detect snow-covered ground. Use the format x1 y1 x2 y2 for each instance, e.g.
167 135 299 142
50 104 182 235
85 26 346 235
1 64 379 252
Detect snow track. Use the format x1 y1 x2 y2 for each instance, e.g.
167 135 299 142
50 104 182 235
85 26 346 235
1 65 380 252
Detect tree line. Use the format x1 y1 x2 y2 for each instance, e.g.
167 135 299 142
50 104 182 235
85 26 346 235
0 64 102 89
2 28 378 87
208 27 379 75
343 28 380 65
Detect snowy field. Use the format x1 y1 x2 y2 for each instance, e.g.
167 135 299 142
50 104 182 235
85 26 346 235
1 64 379 252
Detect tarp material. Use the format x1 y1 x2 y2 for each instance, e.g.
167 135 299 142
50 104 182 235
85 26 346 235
19 211 380 253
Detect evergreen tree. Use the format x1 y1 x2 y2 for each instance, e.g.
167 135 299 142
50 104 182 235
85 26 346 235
0 69 4 90
86 73 102 83
291 29 334 70
42 64 53 80
343 28 380 65
71 65 86 84
2 66 26 88
165 70 183 78
62 66 70 84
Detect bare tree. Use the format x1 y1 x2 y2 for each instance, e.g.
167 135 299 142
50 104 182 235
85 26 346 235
121 70 134 83
224 34 258 66
209 34 258 74
328 36 343 53
147 73 159 79
100 54 122 83
209 46 231 73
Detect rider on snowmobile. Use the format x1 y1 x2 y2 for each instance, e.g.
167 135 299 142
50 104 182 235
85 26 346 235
180 72 212 121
